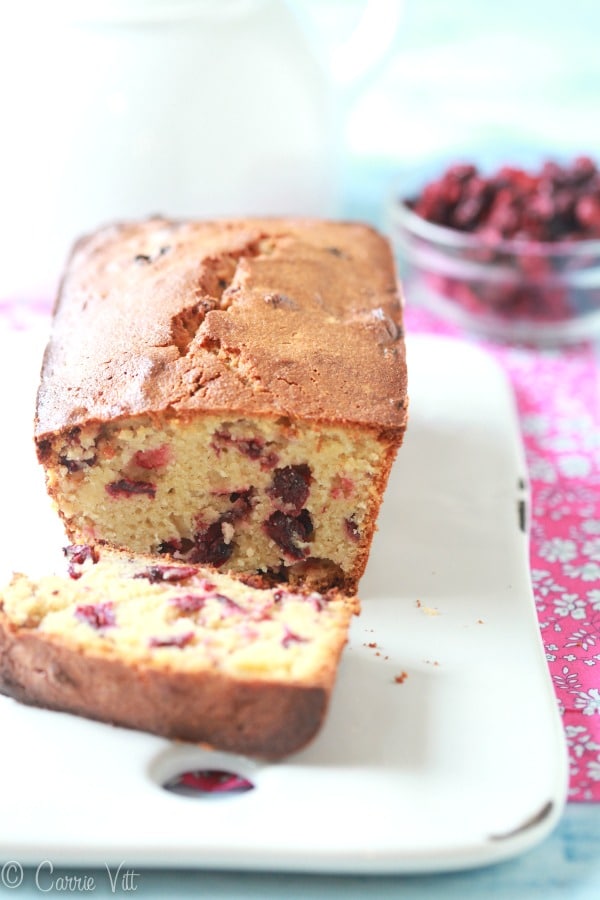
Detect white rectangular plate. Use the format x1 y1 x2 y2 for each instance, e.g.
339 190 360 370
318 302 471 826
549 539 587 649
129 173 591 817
0 330 568 874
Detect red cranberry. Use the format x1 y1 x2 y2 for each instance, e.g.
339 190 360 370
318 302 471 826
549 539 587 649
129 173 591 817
260 451 280 471
149 632 195 648
133 444 171 469
211 430 279 468
576 194 600 232
169 594 208 614
198 578 217 592
571 155 597 183
106 478 156 499
264 509 313 560
330 476 354 499
295 509 313 538
486 190 522 237
502 166 539 194
75 601 116 629
134 565 199 584
63 544 99 579
268 465 311 511
408 155 600 242
186 490 254 566
223 489 254 523
239 439 263 459
445 163 477 182
411 181 450 226
188 521 234 566
212 430 263 460
451 176 492 230
164 769 254 794
59 454 97 473
215 593 244 616
157 537 196 557
306 593 327 612
344 515 361 542
410 155 600 323
282 626 308 648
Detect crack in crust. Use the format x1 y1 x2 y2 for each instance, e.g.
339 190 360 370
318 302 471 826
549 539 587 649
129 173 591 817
170 299 218 355
196 335 273 398
170 242 264 356
35 218 408 438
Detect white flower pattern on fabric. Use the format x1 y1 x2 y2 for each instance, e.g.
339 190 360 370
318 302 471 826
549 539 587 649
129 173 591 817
565 724 600 758
539 538 578 563
520 414 551 436
582 539 600 560
587 758 600 782
574 689 600 716
552 595 588 619
554 668 582 693
565 628 597 651
528 458 557 483
558 456 592 478
564 562 600 582
532 569 567 597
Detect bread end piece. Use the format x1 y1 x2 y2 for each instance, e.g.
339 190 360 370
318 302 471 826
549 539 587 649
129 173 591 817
0 549 357 759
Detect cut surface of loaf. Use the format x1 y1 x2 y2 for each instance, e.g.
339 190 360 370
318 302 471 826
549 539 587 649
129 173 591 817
0 547 358 758
35 217 408 591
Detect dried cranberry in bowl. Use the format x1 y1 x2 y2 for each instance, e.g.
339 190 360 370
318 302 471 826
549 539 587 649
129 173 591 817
391 155 600 345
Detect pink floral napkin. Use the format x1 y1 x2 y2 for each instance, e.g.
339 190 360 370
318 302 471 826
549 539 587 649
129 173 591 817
406 306 600 802
2 297 599 800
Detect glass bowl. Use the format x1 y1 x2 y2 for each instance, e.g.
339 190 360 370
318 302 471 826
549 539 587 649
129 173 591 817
389 179 600 346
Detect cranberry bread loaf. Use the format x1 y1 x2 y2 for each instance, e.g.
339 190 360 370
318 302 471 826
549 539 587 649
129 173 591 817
35 218 408 592
0 546 358 758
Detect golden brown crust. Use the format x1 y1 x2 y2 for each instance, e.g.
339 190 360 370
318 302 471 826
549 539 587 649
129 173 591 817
0 613 330 760
35 217 408 440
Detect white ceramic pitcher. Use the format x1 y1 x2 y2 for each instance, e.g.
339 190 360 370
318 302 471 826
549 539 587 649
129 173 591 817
0 0 402 298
